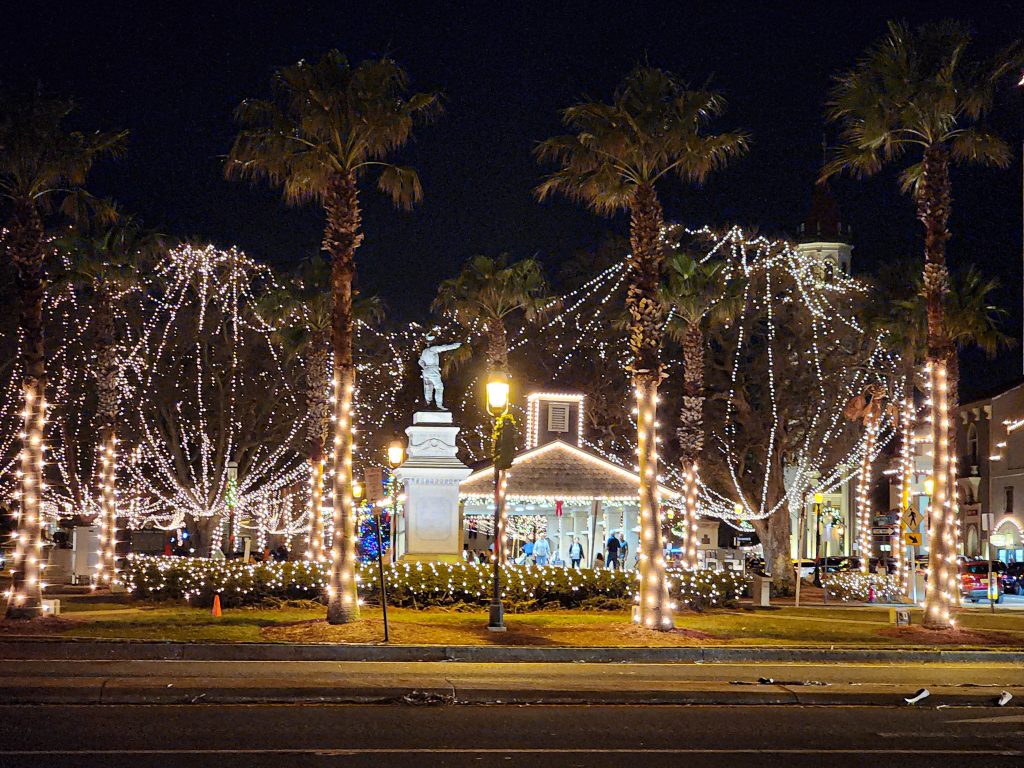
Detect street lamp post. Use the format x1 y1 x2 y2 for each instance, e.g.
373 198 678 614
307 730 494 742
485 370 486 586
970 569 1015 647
822 501 835 605
388 439 405 559
357 479 388 643
226 460 238 555
795 492 822 608
486 371 511 632
812 493 824 589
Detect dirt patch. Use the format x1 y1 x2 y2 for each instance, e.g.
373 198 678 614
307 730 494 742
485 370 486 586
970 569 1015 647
877 625 1019 646
0 616 80 635
258 614 722 647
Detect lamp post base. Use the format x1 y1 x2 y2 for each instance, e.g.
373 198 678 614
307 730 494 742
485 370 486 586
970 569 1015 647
487 601 505 631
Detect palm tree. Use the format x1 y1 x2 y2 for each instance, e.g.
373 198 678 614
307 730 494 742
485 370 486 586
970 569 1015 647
536 66 749 630
268 255 385 564
942 267 1013 410
0 94 126 618
57 217 163 587
226 53 438 623
661 245 739 569
868 262 1010 587
432 254 555 375
823 20 1020 628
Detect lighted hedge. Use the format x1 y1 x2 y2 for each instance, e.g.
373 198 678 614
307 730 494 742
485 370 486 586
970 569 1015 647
823 572 904 603
121 554 748 611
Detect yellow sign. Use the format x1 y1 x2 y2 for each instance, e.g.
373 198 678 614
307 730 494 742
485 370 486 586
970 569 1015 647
904 532 922 546
901 507 921 533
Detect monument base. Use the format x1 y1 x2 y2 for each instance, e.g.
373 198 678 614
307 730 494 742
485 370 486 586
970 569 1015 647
394 411 471 563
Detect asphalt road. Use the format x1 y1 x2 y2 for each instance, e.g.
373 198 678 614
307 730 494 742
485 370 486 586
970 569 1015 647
1 704 1021 768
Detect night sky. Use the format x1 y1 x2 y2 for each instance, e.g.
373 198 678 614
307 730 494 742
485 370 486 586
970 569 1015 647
4 1 1024 399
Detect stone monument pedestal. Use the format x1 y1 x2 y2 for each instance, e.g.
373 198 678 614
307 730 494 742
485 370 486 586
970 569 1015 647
394 411 471 563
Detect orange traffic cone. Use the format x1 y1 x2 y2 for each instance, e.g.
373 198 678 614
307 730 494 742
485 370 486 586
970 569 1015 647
212 594 222 617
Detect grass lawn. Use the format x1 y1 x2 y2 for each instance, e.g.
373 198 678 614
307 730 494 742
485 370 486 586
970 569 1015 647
2 597 1023 647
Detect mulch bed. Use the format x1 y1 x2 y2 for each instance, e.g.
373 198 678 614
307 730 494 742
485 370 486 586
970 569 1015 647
877 625 1021 646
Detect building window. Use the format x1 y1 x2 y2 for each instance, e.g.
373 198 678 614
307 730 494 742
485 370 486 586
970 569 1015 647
966 525 980 556
547 403 570 433
967 423 978 467
1006 486 1014 515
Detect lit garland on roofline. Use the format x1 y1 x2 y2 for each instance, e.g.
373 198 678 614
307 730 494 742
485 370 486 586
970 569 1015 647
121 554 748 611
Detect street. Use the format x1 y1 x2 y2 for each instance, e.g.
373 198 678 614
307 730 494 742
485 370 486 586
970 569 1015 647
0 703 1021 767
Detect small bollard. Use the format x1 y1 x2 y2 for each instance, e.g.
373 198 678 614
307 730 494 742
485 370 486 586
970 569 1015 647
41 599 61 616
752 574 771 607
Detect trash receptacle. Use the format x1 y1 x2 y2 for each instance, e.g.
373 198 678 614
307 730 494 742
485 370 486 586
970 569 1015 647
751 574 771 607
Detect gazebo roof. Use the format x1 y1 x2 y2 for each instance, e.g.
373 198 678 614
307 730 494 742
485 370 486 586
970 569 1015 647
459 439 680 502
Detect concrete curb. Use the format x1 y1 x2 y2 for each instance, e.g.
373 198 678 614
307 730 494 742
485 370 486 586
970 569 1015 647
1 638 1022 664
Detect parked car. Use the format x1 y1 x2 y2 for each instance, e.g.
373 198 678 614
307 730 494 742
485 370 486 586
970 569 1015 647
816 556 861 574
959 561 1004 603
793 559 816 579
745 556 767 576
1003 562 1024 595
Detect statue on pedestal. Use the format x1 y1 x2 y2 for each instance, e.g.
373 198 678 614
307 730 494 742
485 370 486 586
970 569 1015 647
418 335 462 410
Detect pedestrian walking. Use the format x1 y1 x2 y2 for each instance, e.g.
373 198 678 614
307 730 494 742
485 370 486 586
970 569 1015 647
523 536 535 563
533 536 551 566
606 533 620 570
568 537 584 568
617 533 629 571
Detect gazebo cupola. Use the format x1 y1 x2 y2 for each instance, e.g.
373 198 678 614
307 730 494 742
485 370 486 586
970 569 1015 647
526 391 585 448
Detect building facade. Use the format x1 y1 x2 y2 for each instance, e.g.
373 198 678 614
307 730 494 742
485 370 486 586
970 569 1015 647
957 384 1024 563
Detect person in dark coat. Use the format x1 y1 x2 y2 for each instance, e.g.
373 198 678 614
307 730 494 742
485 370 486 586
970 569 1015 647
605 533 620 570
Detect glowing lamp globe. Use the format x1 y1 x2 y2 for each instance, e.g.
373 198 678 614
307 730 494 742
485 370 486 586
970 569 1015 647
352 481 363 500
923 477 935 496
733 502 743 517
485 373 510 416
813 492 824 505
387 440 405 468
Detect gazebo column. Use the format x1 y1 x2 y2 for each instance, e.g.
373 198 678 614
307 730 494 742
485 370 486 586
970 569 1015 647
589 500 601 564
543 512 560 559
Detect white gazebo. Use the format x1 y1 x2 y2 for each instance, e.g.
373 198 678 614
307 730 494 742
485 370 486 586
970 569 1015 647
459 435 680 566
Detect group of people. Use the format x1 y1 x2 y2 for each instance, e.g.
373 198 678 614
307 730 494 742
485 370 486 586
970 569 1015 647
601 531 631 571
462 531 633 571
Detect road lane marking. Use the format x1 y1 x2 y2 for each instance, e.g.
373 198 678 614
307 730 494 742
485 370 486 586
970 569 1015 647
1 749 1021 756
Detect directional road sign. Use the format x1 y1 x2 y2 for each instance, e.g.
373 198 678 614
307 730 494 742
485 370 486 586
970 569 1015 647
904 532 922 546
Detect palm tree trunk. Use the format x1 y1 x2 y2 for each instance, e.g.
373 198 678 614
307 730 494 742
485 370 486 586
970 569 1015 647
855 411 880 573
305 335 330 563
627 183 672 630
678 324 705 570
324 171 363 625
95 288 120 588
897 393 915 594
486 323 509 375
6 200 46 619
918 144 955 629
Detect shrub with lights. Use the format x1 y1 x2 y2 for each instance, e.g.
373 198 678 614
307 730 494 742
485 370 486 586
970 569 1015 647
822 572 904 603
122 554 747 612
